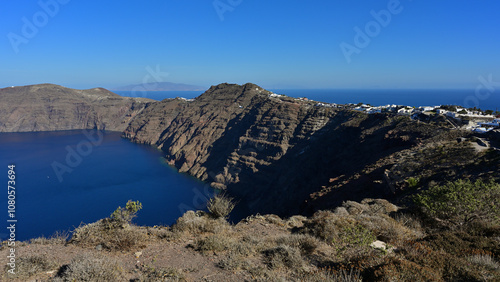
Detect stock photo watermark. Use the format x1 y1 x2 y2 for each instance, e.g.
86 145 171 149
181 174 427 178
340 0 408 64
6 165 17 275
51 130 103 183
7 0 71 54
464 74 500 109
213 0 243 21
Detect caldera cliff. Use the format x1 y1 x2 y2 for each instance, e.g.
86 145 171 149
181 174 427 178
123 83 472 217
0 84 153 132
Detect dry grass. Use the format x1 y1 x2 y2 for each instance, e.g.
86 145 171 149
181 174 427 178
296 268 362 282
69 219 148 251
136 264 186 281
196 233 236 253
275 234 320 255
217 253 252 271
263 245 304 270
207 193 235 219
53 252 126 281
5 255 57 280
29 231 69 245
467 254 500 271
172 210 229 235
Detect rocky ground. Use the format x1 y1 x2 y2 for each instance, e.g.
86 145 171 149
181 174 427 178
2 197 499 281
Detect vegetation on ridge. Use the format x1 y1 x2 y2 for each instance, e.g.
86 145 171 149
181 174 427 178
3 186 499 281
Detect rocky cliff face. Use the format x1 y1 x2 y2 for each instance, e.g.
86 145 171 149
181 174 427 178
124 83 458 217
0 84 153 132
1 83 469 218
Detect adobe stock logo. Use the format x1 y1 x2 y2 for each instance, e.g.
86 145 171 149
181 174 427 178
51 130 103 183
213 0 243 21
7 0 71 54
340 0 408 64
464 74 500 109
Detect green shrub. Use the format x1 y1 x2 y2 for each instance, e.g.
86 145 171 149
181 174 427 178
413 179 500 226
334 224 376 249
406 177 420 189
110 200 143 224
207 193 235 219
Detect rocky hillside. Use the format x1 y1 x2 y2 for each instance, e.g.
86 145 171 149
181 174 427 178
2 83 495 218
123 83 470 218
0 84 153 132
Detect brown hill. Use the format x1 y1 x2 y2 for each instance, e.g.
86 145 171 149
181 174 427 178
0 84 154 132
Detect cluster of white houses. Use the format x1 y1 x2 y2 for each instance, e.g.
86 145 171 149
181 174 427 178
268 92 499 134
353 104 499 133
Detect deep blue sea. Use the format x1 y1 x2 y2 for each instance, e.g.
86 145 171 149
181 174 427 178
0 130 212 241
115 89 500 111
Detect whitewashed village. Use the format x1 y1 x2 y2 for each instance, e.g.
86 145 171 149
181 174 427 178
348 103 500 133
268 91 499 134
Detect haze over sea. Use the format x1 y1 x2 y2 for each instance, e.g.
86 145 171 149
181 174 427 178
115 89 500 112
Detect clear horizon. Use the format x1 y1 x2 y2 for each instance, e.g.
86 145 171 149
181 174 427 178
1 1 499 90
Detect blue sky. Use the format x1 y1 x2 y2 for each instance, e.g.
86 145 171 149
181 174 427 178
1 0 499 89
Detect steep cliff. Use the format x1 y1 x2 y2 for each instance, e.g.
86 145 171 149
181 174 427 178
124 83 460 217
0 84 153 132
1 83 472 217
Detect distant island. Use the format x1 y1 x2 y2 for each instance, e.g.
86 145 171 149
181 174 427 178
111 82 206 92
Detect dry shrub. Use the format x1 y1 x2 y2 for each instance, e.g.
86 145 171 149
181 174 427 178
217 253 252 271
467 254 500 271
5 255 56 279
300 210 376 255
29 231 69 245
146 226 174 240
393 212 425 235
275 234 320 255
172 210 229 235
285 215 307 228
69 219 148 251
357 213 422 245
423 231 500 258
343 199 398 216
53 252 125 281
233 239 257 256
361 198 398 214
297 268 362 282
207 193 235 218
263 245 304 270
196 233 236 253
137 264 185 281
370 257 442 281
399 240 490 281
300 211 352 242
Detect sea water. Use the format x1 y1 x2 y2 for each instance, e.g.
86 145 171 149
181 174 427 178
115 89 500 111
0 130 212 241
